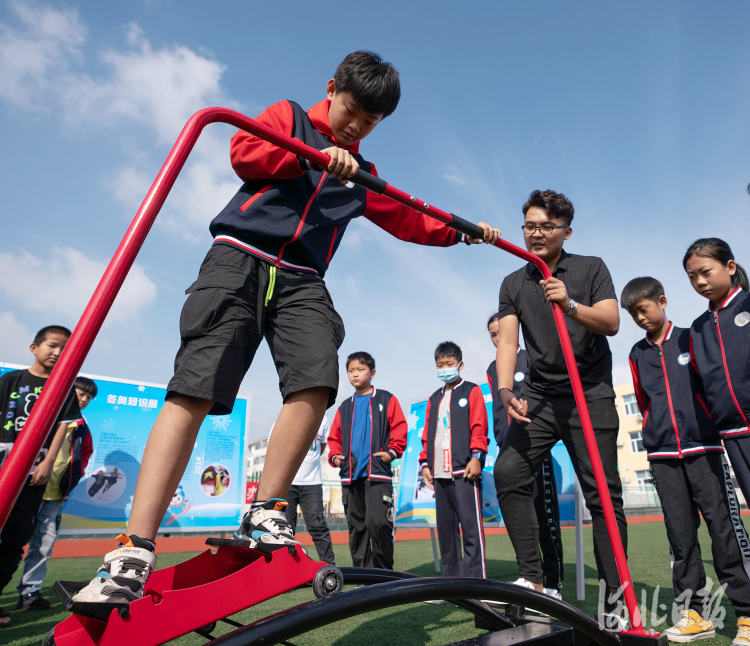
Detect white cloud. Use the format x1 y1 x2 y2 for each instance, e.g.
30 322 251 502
0 2 85 111
0 247 157 325
0 312 33 364
60 23 235 143
0 3 244 242
444 171 466 186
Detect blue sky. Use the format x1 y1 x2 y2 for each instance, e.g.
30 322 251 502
1 1 749 441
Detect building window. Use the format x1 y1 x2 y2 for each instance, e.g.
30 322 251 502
636 469 653 487
623 394 639 416
629 431 644 454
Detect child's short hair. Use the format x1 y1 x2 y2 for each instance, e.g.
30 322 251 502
34 325 72 346
621 277 665 310
74 376 98 398
334 51 400 118
346 351 375 371
435 341 462 362
487 313 500 329
522 190 574 226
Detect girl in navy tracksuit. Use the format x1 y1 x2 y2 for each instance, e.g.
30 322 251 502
684 238 750 507
623 276 750 639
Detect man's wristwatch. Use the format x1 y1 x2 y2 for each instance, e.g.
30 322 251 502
564 298 578 316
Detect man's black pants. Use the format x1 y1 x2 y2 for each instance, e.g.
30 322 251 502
495 396 626 609
651 453 750 617
533 453 564 589
434 476 486 578
342 479 394 569
285 484 335 565
0 480 45 594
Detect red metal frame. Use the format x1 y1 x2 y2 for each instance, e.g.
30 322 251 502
54 545 323 646
0 107 646 635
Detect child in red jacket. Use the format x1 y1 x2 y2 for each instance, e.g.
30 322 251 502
420 342 489 578
328 352 407 569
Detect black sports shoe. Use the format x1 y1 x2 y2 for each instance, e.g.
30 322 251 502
16 591 51 610
235 499 305 550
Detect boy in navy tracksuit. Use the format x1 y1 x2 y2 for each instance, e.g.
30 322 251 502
486 314 563 596
623 277 750 642
420 342 489 578
73 51 499 605
328 352 407 569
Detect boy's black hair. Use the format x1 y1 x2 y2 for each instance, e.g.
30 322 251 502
487 313 500 329
435 341 462 362
33 325 72 346
522 189 575 226
333 51 400 118
620 277 665 311
74 376 98 398
346 351 375 371
683 237 750 292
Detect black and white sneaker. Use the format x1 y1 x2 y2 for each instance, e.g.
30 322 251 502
235 499 305 551
71 545 156 604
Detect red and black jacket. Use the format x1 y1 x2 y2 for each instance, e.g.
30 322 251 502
419 379 489 476
209 99 463 278
690 287 750 439
629 323 722 460
328 388 407 484
487 349 529 448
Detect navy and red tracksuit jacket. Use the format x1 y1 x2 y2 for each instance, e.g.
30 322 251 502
629 322 722 460
419 379 489 476
690 286 750 439
209 99 464 278
486 349 529 448
328 388 407 484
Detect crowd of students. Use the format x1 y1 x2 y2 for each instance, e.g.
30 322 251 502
1 48 749 645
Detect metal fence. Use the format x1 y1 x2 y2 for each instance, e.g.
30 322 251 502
621 484 660 509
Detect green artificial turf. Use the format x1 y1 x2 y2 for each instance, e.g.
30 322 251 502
0 522 742 645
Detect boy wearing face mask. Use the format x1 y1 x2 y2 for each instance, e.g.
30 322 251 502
419 341 489 578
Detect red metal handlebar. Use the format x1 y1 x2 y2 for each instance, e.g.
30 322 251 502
0 106 646 635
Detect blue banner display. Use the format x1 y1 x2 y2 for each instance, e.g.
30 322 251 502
0 363 247 534
395 383 576 526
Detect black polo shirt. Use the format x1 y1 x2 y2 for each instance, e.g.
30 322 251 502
497 249 617 401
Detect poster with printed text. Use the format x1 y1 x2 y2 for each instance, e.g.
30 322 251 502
0 363 247 535
394 383 576 526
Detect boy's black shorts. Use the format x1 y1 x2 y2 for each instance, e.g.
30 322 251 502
167 245 345 415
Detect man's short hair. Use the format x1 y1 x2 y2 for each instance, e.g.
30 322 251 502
435 341 462 362
487 313 500 329
620 277 665 311
74 376 98 398
346 351 375 371
34 325 72 346
522 190 575 226
334 51 400 118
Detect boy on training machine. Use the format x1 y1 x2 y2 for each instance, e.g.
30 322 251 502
73 50 499 605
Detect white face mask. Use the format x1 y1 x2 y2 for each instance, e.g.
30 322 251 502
437 366 460 383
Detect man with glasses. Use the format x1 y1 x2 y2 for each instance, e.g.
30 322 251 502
493 190 627 626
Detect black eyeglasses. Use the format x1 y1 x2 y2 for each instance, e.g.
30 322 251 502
521 223 567 235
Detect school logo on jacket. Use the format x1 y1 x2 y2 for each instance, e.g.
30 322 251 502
677 353 690 366
459 398 468 407
379 404 383 412
735 312 750 327
514 372 525 382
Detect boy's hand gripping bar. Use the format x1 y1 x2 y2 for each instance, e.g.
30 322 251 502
0 107 648 636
